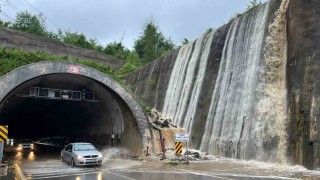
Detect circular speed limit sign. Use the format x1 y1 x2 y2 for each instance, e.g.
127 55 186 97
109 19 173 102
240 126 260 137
67 66 80 74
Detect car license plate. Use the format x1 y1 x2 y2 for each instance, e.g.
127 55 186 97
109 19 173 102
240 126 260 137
86 159 96 162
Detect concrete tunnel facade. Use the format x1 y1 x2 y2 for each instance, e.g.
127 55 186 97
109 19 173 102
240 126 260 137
0 61 151 156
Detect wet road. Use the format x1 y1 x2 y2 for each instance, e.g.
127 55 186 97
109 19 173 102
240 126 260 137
17 160 294 180
0 144 318 180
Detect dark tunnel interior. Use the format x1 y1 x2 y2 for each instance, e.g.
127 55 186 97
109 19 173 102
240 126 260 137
0 73 143 155
1 98 106 139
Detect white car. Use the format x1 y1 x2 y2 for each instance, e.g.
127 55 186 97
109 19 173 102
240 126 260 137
61 143 103 167
17 139 34 151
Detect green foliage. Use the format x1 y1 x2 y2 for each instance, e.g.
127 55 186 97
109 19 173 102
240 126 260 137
7 11 102 51
295 111 306 137
205 27 214 34
234 0 262 18
148 78 157 89
134 19 175 63
103 41 130 60
0 48 58 76
0 48 116 78
10 11 47 37
246 0 262 12
3 11 180 76
60 30 99 50
164 161 179 166
181 38 189 45
0 19 10 27
119 51 142 75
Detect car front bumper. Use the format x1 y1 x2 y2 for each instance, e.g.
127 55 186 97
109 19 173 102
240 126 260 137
17 146 34 151
74 157 103 166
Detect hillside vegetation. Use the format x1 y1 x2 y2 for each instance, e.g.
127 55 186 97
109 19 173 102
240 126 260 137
0 48 118 80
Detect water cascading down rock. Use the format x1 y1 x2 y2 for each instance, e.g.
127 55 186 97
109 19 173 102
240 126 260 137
125 0 290 164
161 1 288 163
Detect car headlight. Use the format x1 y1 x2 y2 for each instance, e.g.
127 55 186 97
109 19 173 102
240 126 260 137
77 155 83 159
98 154 102 158
31 144 34 147
18 144 22 147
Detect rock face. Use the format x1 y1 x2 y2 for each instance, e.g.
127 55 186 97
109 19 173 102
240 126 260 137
125 0 320 169
0 27 124 71
286 0 320 169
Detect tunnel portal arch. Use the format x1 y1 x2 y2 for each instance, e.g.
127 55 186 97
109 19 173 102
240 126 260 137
0 61 150 156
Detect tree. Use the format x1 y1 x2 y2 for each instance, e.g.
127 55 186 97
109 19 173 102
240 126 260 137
103 41 130 60
246 0 262 12
119 50 142 74
134 19 175 63
61 30 98 50
10 11 47 36
181 38 189 45
205 27 214 34
0 18 10 27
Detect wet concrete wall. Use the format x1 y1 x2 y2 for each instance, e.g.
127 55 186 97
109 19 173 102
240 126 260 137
286 0 320 169
124 49 179 111
124 23 231 117
0 27 124 71
124 23 231 153
124 0 320 169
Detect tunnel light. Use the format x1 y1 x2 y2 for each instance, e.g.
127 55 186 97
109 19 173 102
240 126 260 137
62 94 69 99
81 89 86 100
77 155 83 159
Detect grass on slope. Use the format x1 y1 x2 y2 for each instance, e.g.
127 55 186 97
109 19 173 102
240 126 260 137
0 48 120 81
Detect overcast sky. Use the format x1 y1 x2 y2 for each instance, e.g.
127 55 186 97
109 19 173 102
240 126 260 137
1 0 268 49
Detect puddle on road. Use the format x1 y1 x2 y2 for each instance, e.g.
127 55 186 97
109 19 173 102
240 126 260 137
3 146 320 180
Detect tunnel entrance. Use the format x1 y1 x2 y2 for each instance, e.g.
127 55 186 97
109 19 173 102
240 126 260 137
0 61 150 156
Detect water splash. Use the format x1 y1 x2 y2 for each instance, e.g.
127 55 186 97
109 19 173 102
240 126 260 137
100 147 128 164
258 0 289 163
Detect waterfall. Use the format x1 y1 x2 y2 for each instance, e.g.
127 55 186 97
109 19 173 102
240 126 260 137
162 31 214 132
159 0 288 163
257 0 289 163
200 3 271 160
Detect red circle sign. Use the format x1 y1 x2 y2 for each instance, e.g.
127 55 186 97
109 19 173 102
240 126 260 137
68 66 80 74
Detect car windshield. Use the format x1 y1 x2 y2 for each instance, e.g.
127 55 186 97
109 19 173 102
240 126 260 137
20 139 32 143
74 144 96 151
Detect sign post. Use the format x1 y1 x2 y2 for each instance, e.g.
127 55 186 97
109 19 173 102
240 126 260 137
175 133 190 163
0 125 8 165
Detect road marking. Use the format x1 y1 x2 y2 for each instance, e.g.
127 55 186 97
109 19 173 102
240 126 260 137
15 163 26 180
30 171 100 179
178 169 299 180
103 170 136 180
21 163 100 179
25 168 95 173
27 170 97 177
